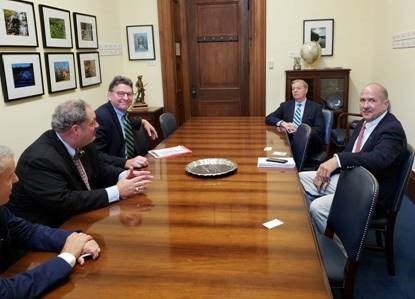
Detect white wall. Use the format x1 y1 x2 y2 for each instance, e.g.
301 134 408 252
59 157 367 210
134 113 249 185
371 0 415 156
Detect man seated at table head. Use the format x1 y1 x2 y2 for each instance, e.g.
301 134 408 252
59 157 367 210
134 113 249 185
299 82 407 233
0 145 101 298
7 99 153 227
265 79 325 156
94 75 158 170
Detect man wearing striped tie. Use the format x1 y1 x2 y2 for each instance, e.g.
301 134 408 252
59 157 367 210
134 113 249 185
95 76 158 169
265 79 325 155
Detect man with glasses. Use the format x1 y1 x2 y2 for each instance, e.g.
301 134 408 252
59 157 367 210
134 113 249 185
7 100 153 227
94 76 158 169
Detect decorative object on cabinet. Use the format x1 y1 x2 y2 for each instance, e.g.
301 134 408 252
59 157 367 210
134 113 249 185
285 68 350 126
300 41 322 69
77 52 101 87
73 12 98 49
0 0 38 47
0 52 43 101
45 52 76 93
39 5 72 48
126 25 156 60
303 19 334 56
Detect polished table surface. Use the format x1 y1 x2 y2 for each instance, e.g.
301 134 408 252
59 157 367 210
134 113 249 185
5 117 331 298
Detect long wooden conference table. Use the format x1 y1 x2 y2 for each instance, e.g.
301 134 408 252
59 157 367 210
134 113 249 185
5 117 331 298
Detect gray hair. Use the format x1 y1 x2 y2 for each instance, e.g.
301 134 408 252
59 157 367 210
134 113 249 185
108 75 133 91
51 100 88 133
366 82 389 100
0 145 14 173
292 79 308 89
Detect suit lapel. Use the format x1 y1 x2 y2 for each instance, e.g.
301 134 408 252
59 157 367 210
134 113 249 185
106 102 125 144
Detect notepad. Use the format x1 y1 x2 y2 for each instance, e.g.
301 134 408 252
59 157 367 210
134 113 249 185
148 145 192 158
257 157 296 168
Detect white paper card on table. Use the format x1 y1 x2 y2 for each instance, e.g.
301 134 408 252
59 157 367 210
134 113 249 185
148 145 192 158
272 151 287 156
264 146 272 151
257 157 296 168
263 218 284 229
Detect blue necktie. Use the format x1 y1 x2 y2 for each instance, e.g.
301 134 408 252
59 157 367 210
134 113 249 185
293 103 302 127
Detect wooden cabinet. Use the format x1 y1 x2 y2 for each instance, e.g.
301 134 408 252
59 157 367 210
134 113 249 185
128 106 164 148
285 68 351 126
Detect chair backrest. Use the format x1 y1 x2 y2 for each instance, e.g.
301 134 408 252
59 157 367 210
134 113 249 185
292 123 311 171
326 167 379 261
321 109 333 145
159 112 177 139
391 143 415 213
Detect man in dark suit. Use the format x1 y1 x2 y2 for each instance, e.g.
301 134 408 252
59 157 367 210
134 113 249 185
94 76 158 169
0 145 101 298
7 100 153 227
265 79 324 155
300 83 407 233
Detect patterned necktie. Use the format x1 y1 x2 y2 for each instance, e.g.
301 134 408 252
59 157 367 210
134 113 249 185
293 103 302 127
123 114 135 159
353 122 367 153
73 151 91 190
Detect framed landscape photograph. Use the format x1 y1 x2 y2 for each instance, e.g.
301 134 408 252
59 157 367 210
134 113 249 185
303 19 334 56
45 52 76 93
73 12 98 49
0 52 44 102
77 52 101 87
39 5 72 48
126 25 156 60
0 0 38 47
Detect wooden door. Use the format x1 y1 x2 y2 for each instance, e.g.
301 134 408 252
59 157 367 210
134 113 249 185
187 0 249 116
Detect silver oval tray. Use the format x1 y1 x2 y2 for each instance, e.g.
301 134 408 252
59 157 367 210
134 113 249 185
185 158 237 177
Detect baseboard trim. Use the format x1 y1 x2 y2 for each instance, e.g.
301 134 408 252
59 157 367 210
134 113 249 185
406 171 415 204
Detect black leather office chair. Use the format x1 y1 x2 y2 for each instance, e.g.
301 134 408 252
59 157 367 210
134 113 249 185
330 112 362 152
292 123 311 171
159 112 177 139
369 143 414 275
317 167 378 298
306 109 333 168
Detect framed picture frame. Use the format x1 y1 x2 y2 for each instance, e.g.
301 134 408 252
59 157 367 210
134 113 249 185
45 52 76 93
77 52 101 87
126 25 156 60
0 52 44 102
0 0 38 47
39 5 72 48
73 12 98 49
303 19 334 56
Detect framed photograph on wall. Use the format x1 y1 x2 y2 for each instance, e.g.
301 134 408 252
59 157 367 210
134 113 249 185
45 52 76 93
303 19 334 56
39 5 72 48
77 52 101 87
0 52 44 102
0 0 38 47
73 12 98 49
126 25 156 60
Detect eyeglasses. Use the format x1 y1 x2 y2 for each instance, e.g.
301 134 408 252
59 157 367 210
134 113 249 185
113 91 133 98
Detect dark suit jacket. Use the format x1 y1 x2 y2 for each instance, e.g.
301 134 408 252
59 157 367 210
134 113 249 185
265 99 325 154
0 207 72 298
338 112 406 210
7 130 124 227
94 102 147 168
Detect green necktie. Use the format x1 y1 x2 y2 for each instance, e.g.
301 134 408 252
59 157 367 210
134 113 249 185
123 115 135 159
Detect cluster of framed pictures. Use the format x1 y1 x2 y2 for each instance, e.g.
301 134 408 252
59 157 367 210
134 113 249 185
0 0 101 102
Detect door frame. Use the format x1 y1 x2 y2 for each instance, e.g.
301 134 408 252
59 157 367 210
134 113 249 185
158 0 265 123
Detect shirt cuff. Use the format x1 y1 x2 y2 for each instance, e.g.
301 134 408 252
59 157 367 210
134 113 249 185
106 186 120 203
58 252 76 268
334 154 341 168
277 120 282 127
118 170 128 180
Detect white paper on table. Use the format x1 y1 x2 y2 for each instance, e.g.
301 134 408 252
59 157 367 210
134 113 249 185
257 157 296 168
272 151 287 156
263 218 284 229
148 145 192 158
264 146 272 151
